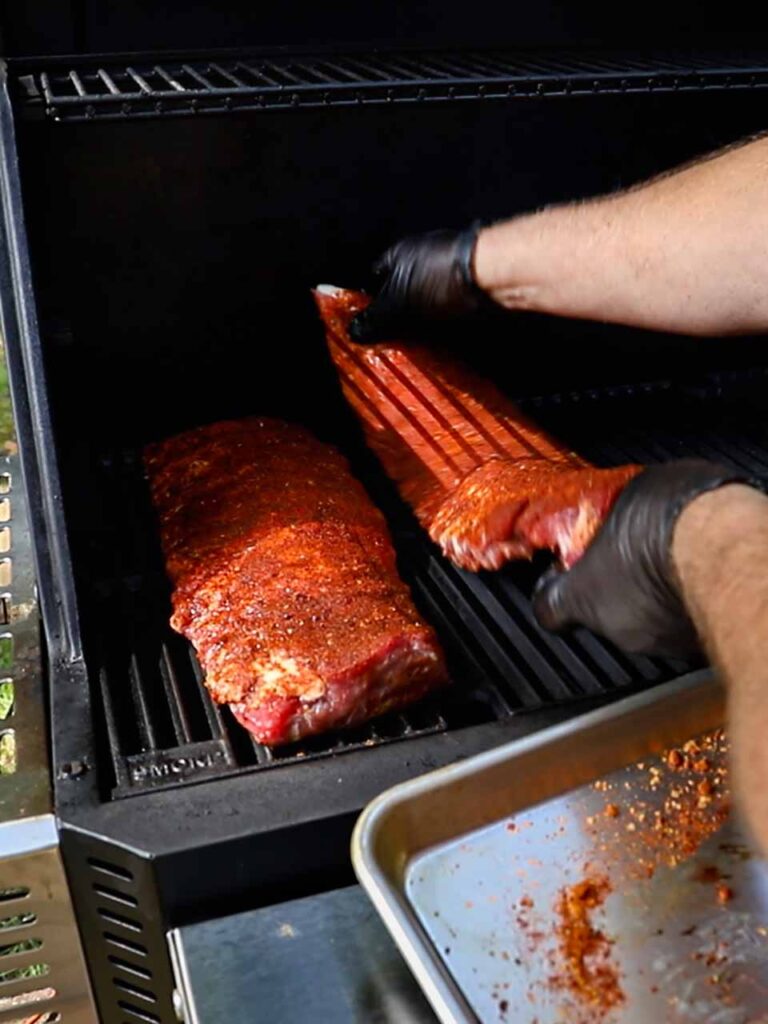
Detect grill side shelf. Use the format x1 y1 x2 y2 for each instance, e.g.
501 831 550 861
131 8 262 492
11 49 768 122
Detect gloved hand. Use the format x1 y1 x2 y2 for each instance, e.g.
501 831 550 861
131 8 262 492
532 459 755 658
349 223 486 343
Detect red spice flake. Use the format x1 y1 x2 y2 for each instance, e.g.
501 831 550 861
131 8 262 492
506 822 516 832
604 803 620 818
550 876 624 1014
666 749 685 770
693 757 711 773
697 778 714 797
519 896 534 908
716 883 734 905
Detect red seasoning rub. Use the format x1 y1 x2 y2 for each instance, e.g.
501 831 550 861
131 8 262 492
315 286 641 572
145 418 448 745
551 877 624 1015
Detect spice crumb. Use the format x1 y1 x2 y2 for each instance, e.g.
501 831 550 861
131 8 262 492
716 883 734 905
549 876 624 1015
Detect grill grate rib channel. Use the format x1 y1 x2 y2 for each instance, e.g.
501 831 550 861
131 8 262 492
83 376 768 798
13 48 768 122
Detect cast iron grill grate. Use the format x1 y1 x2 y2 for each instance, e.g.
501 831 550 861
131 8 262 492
12 48 768 122
81 374 768 800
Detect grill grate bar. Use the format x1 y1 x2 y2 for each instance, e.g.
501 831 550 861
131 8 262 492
17 48 768 122
128 653 158 750
98 666 128 788
180 63 215 90
187 647 227 739
490 574 620 696
207 62 247 88
97 68 121 95
236 62 283 88
153 66 186 92
249 735 274 765
452 568 581 702
158 645 193 745
125 67 153 95
307 58 365 84
68 70 88 96
337 56 393 82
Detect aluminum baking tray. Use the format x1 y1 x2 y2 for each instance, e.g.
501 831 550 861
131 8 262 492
353 671 768 1023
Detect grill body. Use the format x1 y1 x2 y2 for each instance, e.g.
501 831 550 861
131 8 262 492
2 35 768 1024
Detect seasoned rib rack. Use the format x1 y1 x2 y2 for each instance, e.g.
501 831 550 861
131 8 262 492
315 286 640 571
144 417 448 745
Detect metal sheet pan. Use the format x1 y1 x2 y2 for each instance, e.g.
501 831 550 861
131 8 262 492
353 671 768 1023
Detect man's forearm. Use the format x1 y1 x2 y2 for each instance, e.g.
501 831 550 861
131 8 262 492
474 135 768 337
673 484 768 853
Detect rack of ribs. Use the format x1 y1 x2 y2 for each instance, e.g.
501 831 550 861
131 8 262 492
315 286 641 572
145 418 448 745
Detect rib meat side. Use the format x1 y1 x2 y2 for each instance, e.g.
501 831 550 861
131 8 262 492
315 286 642 571
145 418 448 745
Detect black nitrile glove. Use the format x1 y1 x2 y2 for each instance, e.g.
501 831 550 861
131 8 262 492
532 460 756 658
349 223 486 343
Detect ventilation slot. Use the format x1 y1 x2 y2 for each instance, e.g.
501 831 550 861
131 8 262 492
103 932 148 958
0 911 36 931
0 679 14 719
0 985 57 1011
87 857 134 882
114 978 157 1003
118 1000 161 1023
0 962 50 983
97 909 143 932
0 937 42 957
93 884 139 909
0 888 29 904
0 729 16 774
4 1014 61 1024
7 1015 62 1024
108 955 153 981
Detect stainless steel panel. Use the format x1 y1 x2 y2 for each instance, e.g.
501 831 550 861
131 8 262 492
168 886 437 1024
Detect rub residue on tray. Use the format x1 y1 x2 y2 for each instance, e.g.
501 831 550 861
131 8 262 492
550 877 624 1016
586 729 731 880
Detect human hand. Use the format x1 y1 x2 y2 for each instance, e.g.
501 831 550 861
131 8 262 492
349 224 485 342
532 460 752 657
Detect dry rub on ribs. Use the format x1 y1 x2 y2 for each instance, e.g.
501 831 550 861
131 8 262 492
145 418 447 745
315 286 641 571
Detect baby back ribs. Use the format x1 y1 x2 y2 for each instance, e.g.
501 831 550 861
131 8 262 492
314 286 641 571
145 418 447 745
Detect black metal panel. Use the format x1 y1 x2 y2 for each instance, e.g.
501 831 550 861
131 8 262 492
60 830 179 1024
12 48 768 122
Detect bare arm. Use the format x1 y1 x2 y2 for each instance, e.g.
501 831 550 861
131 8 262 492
474 135 768 336
673 484 768 852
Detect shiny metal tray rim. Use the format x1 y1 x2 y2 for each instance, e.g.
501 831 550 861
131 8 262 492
352 670 724 1024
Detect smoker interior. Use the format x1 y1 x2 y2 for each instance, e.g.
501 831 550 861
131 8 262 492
13 79 768 800
8 51 768 1024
